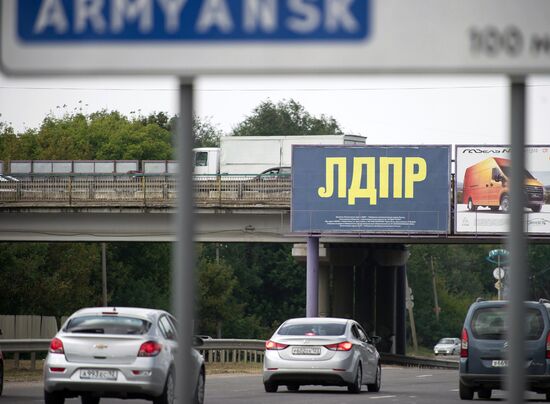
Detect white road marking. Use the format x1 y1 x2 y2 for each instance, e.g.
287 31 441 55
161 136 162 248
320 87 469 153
450 389 459 392
370 395 397 399
416 374 433 378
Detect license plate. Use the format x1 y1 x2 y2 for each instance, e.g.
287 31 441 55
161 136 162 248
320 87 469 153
292 346 321 355
80 369 118 380
491 360 509 368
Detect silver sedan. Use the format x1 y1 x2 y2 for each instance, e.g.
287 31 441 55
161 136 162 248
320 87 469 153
263 317 381 393
43 307 204 404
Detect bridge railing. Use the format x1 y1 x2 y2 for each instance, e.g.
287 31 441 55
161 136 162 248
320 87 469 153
0 174 291 208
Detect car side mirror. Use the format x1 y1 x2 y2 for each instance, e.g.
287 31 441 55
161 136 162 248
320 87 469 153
371 335 381 345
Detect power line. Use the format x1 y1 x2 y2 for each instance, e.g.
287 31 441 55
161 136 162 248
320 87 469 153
1 84 549 92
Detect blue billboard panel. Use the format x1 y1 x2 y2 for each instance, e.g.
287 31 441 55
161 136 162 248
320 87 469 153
291 145 451 234
18 0 369 42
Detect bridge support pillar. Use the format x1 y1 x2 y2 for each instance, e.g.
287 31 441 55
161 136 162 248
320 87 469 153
306 236 319 317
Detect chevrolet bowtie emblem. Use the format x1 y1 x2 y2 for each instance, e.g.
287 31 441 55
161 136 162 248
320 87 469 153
94 344 108 349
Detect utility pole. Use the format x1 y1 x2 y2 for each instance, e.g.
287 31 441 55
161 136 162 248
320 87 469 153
101 242 108 306
405 274 418 353
431 256 440 322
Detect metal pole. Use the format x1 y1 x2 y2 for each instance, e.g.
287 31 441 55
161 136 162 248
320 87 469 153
101 242 107 306
506 77 527 404
405 273 418 353
174 79 196 404
431 256 439 321
306 236 319 317
498 255 502 301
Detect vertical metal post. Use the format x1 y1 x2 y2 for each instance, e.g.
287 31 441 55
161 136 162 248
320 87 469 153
306 236 319 317
101 242 107 306
174 79 195 404
431 256 439 321
506 77 527 404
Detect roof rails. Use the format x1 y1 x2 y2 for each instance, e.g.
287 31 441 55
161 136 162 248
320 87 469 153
476 297 485 303
539 298 550 305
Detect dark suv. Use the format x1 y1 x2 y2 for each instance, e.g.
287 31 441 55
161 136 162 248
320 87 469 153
459 299 550 400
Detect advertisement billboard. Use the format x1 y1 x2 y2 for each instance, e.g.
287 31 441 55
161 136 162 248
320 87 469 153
291 145 451 234
455 145 550 234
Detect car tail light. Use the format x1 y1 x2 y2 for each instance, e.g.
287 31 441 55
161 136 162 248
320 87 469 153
49 367 65 373
49 338 64 354
325 341 353 351
138 341 163 357
546 331 550 359
460 328 469 358
265 340 288 350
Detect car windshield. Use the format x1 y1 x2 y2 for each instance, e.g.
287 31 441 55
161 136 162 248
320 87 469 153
278 322 346 336
438 338 456 344
65 315 151 335
471 307 544 340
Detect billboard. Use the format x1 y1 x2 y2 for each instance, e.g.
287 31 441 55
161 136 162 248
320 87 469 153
291 145 451 234
455 145 550 234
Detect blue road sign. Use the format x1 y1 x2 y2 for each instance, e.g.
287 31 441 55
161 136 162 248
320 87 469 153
18 0 369 42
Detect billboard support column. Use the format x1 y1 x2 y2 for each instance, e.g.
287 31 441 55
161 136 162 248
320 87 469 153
506 77 528 404
306 236 319 317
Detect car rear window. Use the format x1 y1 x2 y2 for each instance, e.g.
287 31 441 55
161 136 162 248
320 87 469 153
471 307 544 340
278 323 346 336
439 338 456 344
65 315 151 335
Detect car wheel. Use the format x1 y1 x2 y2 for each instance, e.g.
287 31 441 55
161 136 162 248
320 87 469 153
459 380 474 400
287 384 300 392
154 370 175 404
44 390 65 404
545 390 550 401
193 367 205 404
81 396 100 404
367 362 381 392
478 389 492 400
264 382 278 393
467 198 477 211
348 364 362 394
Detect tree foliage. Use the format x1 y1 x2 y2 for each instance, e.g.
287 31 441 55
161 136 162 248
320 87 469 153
232 99 343 137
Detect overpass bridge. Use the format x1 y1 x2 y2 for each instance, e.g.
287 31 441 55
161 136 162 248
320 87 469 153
0 174 536 244
1 174 547 356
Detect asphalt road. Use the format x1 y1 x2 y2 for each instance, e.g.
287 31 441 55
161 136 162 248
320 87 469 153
1 366 549 403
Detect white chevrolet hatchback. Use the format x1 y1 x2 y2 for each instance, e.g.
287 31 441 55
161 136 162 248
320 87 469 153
263 317 381 393
43 307 205 404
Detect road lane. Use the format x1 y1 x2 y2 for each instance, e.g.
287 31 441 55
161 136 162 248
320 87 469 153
1 366 548 403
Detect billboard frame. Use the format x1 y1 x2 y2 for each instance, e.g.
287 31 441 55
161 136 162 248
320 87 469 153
291 144 452 236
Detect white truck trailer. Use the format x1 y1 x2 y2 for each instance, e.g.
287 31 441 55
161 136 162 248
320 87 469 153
193 134 366 175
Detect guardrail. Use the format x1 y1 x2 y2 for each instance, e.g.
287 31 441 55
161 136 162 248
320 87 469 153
0 338 457 370
0 174 291 208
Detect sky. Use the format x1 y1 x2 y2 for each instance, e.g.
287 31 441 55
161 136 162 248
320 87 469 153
1 73 549 147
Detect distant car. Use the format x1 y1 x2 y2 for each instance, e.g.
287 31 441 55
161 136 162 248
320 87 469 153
255 167 291 180
43 307 205 404
243 167 291 195
0 328 4 397
263 317 381 394
459 299 550 400
0 174 19 182
433 338 460 356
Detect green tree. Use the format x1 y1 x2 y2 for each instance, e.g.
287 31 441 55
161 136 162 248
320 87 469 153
194 116 222 148
196 256 243 337
232 99 344 137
